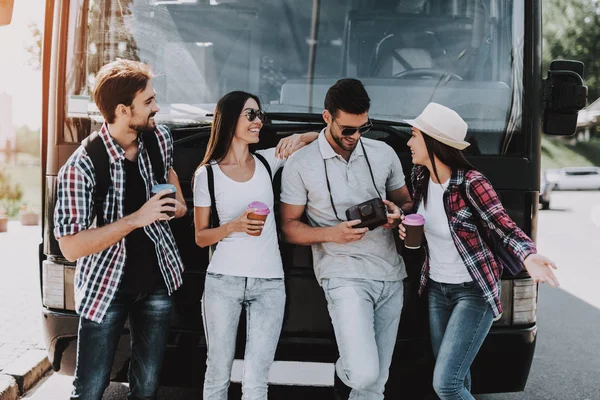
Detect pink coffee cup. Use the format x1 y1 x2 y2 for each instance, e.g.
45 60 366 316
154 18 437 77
403 213 426 249
247 201 270 237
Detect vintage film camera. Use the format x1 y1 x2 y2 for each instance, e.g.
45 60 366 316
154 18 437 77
345 197 388 230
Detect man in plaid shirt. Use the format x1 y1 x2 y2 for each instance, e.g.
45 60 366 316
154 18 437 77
54 59 186 400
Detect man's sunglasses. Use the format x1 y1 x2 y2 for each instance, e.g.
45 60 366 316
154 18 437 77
241 108 266 122
333 118 373 136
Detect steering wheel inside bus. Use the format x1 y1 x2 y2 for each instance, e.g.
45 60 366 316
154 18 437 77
393 68 463 81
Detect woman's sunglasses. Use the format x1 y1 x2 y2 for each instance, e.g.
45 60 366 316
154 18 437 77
333 118 373 136
241 108 266 122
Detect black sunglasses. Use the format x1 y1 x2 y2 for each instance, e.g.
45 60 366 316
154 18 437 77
333 118 373 136
241 108 266 122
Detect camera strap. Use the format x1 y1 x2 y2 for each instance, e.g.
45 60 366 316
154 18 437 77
323 139 382 221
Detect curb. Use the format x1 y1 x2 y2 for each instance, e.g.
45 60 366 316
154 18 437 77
0 375 18 400
0 350 51 400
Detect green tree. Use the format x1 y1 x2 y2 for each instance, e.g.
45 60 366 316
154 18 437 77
0 169 23 217
15 125 40 157
26 22 42 70
16 125 40 157
543 0 600 100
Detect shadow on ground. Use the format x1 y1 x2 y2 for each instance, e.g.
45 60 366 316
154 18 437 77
478 285 600 400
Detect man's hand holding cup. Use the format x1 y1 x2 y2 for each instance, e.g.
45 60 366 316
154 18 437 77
151 184 178 221
131 188 177 228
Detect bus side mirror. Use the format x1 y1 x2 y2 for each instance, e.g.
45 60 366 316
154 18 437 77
543 60 587 136
0 0 15 26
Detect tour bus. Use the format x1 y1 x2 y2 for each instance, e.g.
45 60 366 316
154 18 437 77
2 0 586 397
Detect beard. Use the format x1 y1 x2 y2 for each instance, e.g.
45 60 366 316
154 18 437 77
332 131 358 152
129 112 156 133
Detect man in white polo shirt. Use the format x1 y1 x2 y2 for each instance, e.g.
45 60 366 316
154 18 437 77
280 78 413 400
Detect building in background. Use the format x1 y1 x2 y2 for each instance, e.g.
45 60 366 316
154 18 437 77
0 92 16 164
577 96 600 141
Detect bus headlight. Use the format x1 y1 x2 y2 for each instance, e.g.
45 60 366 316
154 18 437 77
512 278 537 325
42 260 75 311
493 278 538 326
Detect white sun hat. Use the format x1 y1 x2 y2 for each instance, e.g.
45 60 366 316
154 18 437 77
403 102 470 150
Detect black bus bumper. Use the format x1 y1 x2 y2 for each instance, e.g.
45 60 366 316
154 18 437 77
42 308 536 394
385 325 537 397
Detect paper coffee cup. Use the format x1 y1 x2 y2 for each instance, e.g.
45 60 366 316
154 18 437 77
247 201 269 237
151 183 177 218
403 214 425 249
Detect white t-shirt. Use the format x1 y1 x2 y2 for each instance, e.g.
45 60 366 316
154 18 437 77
418 178 472 284
193 148 286 278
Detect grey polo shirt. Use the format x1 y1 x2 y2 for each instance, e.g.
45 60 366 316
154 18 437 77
281 129 408 283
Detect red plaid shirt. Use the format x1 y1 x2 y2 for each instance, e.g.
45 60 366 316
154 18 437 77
411 165 537 317
54 124 184 323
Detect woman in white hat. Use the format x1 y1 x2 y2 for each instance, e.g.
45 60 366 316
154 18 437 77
398 102 559 400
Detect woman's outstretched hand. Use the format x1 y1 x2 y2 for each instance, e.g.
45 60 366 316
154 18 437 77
523 253 560 287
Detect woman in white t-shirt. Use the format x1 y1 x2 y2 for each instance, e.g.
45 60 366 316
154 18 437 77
399 103 559 400
193 91 318 400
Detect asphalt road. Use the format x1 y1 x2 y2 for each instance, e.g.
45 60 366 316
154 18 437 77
22 191 600 400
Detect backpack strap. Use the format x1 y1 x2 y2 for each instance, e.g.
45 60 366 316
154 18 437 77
205 154 272 234
253 152 272 182
253 152 282 237
82 131 110 227
142 131 166 184
205 164 220 228
82 130 166 228
205 163 220 257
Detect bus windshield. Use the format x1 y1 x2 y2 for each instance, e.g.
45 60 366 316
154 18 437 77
64 0 523 154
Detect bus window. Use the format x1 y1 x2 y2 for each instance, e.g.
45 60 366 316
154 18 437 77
61 0 524 155
40 0 585 394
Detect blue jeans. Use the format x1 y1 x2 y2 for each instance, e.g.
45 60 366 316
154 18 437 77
70 283 173 400
428 280 495 400
201 272 286 400
322 278 404 400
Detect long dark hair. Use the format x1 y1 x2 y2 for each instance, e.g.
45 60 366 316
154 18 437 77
421 133 476 207
200 91 262 166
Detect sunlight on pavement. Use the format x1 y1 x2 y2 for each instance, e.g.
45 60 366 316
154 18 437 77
591 205 600 229
537 192 600 312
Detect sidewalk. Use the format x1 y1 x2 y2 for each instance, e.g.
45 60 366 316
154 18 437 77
0 221 51 399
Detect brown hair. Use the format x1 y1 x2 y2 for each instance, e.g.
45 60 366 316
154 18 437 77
421 133 476 207
92 59 154 124
192 91 261 191
200 91 261 166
